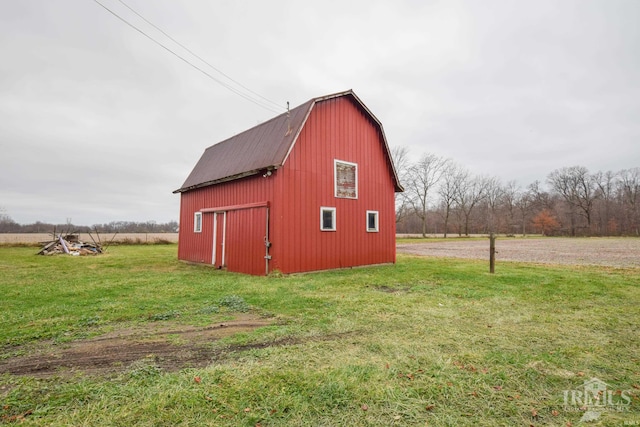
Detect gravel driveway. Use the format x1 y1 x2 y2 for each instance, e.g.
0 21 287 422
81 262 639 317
397 237 640 268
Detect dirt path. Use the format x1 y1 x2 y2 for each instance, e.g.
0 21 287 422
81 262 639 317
397 237 640 268
0 315 274 378
0 315 355 379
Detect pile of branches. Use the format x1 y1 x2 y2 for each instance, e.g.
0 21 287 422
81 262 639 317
37 233 104 256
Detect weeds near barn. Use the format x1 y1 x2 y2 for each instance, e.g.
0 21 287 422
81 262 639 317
0 245 639 426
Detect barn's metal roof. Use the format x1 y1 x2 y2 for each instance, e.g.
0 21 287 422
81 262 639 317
174 90 402 193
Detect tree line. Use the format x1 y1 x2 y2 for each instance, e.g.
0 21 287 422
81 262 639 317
0 214 179 234
393 147 640 237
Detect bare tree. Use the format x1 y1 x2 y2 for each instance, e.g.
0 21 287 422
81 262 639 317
483 176 504 233
383 148 636 237
454 171 489 236
502 181 523 235
438 162 464 238
618 167 640 235
391 146 411 224
404 153 449 237
592 170 618 234
547 166 598 235
515 186 535 236
528 180 554 211
0 207 18 233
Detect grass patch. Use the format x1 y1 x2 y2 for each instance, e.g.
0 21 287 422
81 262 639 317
0 242 41 248
218 295 250 313
0 246 638 426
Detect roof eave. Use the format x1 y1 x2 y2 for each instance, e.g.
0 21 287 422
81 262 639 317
173 166 279 194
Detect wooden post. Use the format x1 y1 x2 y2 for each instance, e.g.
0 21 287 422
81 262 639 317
489 233 496 274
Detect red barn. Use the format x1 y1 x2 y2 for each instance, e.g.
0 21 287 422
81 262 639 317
174 90 403 275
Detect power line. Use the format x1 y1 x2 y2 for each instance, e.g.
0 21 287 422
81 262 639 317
116 0 284 111
92 0 284 114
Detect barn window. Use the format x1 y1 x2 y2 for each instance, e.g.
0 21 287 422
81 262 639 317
194 212 202 233
320 207 336 231
334 160 358 199
366 211 379 232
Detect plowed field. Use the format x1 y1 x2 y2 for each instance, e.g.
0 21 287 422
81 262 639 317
397 237 640 268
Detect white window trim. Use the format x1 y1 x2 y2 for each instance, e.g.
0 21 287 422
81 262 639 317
194 212 202 233
366 210 379 232
334 159 358 199
320 206 336 231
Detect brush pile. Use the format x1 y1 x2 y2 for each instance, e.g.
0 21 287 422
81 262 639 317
37 234 103 256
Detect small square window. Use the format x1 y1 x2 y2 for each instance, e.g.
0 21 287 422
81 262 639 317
320 207 336 231
194 212 202 233
366 211 379 232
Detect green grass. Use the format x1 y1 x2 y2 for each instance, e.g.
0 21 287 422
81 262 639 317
1 245 639 426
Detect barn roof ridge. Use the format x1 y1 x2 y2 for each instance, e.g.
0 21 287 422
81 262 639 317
174 89 402 193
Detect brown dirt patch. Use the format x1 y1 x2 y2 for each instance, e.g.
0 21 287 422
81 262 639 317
372 284 410 294
397 237 640 268
0 314 278 378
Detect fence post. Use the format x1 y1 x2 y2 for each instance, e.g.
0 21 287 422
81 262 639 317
489 233 496 274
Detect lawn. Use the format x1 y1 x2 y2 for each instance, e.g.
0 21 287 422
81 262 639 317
1 245 638 426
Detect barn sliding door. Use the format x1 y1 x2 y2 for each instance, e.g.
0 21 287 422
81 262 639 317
208 203 270 275
225 207 268 275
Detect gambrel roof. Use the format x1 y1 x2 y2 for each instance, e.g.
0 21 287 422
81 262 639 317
174 90 402 193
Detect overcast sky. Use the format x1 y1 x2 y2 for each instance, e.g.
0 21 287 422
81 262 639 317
1 0 639 225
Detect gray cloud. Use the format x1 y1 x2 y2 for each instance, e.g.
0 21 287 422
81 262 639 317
1 0 638 225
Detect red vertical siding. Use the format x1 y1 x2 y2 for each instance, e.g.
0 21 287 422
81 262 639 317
177 203 213 264
177 174 275 275
178 94 397 275
271 96 396 273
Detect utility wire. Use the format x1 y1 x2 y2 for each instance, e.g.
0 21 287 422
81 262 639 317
92 0 284 114
116 0 284 111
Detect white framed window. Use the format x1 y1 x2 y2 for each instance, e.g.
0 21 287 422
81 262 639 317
194 212 202 233
334 159 358 199
320 207 336 231
366 210 379 232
